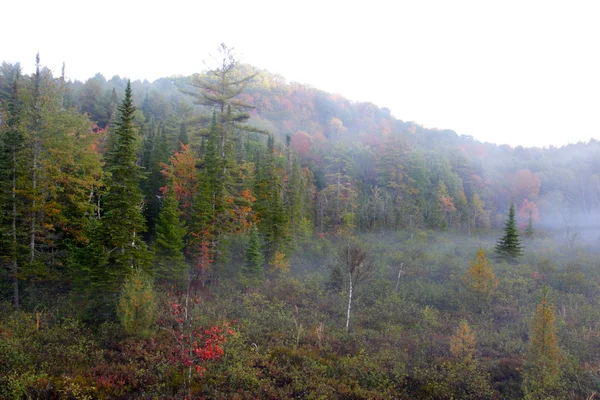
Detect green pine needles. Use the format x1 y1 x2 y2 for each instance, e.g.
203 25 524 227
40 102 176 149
495 202 523 261
101 80 150 280
240 225 264 287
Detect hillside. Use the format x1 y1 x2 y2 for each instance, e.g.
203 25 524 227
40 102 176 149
1 55 599 399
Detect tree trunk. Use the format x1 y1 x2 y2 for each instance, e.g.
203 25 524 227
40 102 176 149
346 271 353 332
395 262 404 291
12 151 19 309
30 148 38 265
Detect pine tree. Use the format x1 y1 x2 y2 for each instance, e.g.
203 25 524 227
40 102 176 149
523 286 562 399
0 66 24 309
239 225 264 287
495 202 523 261
101 80 150 285
178 122 188 146
145 125 169 237
154 177 187 283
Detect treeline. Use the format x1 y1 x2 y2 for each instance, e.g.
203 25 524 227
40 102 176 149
48 57 600 245
0 48 314 313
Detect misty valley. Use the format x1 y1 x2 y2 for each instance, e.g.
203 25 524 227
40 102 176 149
1 48 599 399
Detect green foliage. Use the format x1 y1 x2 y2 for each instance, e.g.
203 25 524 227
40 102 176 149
101 80 151 285
153 177 187 282
495 202 523 261
239 226 264 287
117 269 158 337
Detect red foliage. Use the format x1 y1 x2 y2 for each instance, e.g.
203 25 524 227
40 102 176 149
518 198 540 229
166 300 234 379
291 130 311 157
441 195 457 212
161 143 199 221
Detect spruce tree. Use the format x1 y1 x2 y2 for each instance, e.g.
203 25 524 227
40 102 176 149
495 202 523 261
153 176 187 282
101 80 150 285
144 125 169 237
0 67 24 308
240 225 264 287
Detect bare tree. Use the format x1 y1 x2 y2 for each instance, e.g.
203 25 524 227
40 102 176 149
337 242 374 332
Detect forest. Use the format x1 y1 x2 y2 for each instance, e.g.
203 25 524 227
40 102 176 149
1 46 599 399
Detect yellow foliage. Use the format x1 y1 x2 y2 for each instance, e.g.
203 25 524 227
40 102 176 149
463 248 498 300
269 251 290 274
450 320 476 362
528 288 560 375
523 287 562 398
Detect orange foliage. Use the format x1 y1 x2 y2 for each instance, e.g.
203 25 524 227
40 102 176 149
450 320 476 362
161 143 198 220
463 249 498 301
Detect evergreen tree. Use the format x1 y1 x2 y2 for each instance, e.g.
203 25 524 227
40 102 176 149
101 80 150 286
495 202 523 261
117 268 157 338
239 225 264 287
0 66 24 309
153 176 187 283
178 122 188 146
144 125 169 237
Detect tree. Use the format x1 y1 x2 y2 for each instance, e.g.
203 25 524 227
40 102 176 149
450 320 476 363
239 225 264 287
443 320 494 399
144 125 169 236
523 287 562 399
153 177 187 283
495 202 523 261
525 209 535 239
337 242 374 331
463 248 498 305
0 65 24 309
468 193 489 236
117 268 157 337
101 80 150 285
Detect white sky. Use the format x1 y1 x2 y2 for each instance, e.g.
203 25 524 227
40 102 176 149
3 0 600 148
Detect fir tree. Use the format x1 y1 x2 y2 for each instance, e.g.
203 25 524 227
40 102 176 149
239 225 264 287
144 125 169 237
101 80 150 285
0 66 24 309
154 177 187 282
178 122 188 146
495 202 523 261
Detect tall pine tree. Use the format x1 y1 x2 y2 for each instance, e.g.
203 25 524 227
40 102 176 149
153 176 187 283
101 80 150 286
0 66 24 308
